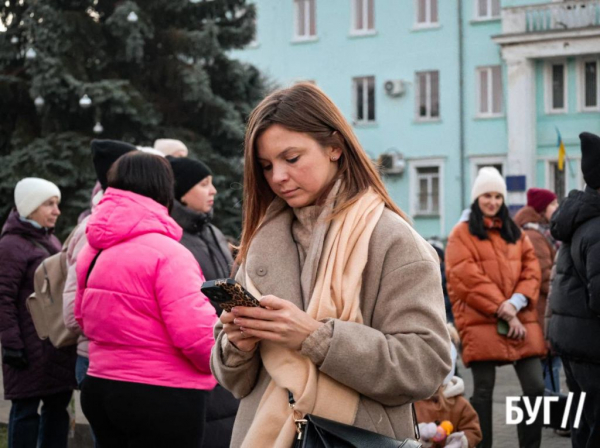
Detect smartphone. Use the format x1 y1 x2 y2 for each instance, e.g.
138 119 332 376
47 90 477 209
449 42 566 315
497 319 509 336
201 278 262 313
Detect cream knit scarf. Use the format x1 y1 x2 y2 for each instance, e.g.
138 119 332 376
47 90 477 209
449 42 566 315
241 188 385 448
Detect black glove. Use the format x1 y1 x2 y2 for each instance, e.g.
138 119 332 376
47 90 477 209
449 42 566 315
2 347 28 370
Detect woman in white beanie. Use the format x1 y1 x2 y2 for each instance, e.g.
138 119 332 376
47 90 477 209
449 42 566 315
0 178 77 448
445 167 545 448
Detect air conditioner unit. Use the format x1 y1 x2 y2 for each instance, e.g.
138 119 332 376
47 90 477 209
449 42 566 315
377 150 405 175
384 80 406 97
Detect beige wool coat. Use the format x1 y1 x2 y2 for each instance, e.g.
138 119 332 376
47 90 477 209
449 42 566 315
210 197 452 447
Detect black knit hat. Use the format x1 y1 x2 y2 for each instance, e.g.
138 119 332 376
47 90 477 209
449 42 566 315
91 139 137 190
580 132 600 189
168 156 212 200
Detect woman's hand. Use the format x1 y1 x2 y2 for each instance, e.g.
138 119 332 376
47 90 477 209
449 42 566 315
497 301 517 321
507 316 527 340
231 295 324 351
221 311 261 352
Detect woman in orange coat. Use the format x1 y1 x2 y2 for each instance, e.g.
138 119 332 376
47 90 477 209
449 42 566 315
446 167 545 448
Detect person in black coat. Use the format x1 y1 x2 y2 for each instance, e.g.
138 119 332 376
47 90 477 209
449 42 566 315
168 157 233 282
548 132 600 448
168 156 238 448
0 178 77 448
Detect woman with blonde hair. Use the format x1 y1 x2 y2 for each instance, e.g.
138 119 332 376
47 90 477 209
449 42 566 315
210 83 452 447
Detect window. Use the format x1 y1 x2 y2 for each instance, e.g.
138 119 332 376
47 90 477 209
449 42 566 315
546 62 567 113
548 161 567 199
475 0 501 20
470 157 506 187
415 0 438 26
351 0 375 34
580 58 599 111
416 166 440 215
477 163 503 175
416 71 440 120
477 66 503 117
353 76 375 123
294 0 316 40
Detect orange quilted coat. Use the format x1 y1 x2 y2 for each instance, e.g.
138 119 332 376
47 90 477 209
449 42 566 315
445 218 545 366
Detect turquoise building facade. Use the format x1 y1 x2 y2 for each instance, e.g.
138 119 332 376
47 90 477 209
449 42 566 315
235 0 600 238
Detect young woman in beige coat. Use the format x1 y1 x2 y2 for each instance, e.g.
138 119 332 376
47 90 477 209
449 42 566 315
209 83 452 448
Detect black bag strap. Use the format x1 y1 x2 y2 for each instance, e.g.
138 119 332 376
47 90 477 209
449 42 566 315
412 402 420 440
288 390 421 441
85 250 103 288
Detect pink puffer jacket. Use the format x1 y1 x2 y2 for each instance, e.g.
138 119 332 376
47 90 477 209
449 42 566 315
75 188 217 390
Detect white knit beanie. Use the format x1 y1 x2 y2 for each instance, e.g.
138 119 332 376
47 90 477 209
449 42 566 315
14 178 61 218
153 139 188 157
471 167 507 203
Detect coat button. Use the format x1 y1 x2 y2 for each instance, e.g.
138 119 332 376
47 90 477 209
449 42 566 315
257 267 267 277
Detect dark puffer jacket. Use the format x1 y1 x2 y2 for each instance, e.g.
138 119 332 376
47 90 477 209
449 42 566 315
170 201 238 448
548 187 600 363
171 200 233 285
0 210 77 400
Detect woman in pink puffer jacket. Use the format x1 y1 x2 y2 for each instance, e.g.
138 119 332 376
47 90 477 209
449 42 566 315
75 152 218 448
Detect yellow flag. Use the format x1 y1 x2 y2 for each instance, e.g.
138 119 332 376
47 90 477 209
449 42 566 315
556 128 566 171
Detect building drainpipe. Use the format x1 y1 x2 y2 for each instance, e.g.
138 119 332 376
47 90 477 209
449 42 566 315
458 0 466 211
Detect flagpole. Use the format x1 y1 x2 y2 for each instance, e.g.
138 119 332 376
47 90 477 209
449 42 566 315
565 150 575 177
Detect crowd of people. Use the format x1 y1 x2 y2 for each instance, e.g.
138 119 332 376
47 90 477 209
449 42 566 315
0 82 598 448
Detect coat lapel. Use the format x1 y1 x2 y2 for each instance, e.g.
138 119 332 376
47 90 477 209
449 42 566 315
246 198 304 310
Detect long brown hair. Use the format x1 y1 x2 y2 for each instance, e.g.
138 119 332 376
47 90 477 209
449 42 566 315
238 82 409 263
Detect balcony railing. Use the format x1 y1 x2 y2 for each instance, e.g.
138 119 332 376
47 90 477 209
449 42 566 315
502 1 600 34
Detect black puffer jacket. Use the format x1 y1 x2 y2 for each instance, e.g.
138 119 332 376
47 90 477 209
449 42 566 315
170 201 238 448
171 201 233 284
548 187 600 363
0 210 77 399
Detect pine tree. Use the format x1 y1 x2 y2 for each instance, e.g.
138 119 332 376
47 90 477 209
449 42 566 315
0 0 264 239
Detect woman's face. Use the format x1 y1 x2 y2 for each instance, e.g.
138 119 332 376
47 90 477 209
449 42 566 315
28 196 61 228
181 176 217 214
544 199 559 221
256 125 342 208
478 192 504 218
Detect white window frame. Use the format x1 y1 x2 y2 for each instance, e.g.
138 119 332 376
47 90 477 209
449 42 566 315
545 60 568 114
545 159 569 199
578 156 586 189
470 156 507 188
414 0 439 28
350 0 375 35
293 0 317 41
474 0 501 21
409 158 445 229
352 76 376 124
415 70 440 121
476 65 503 118
578 57 600 112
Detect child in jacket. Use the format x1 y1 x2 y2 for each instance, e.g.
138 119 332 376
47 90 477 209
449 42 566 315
416 344 482 448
